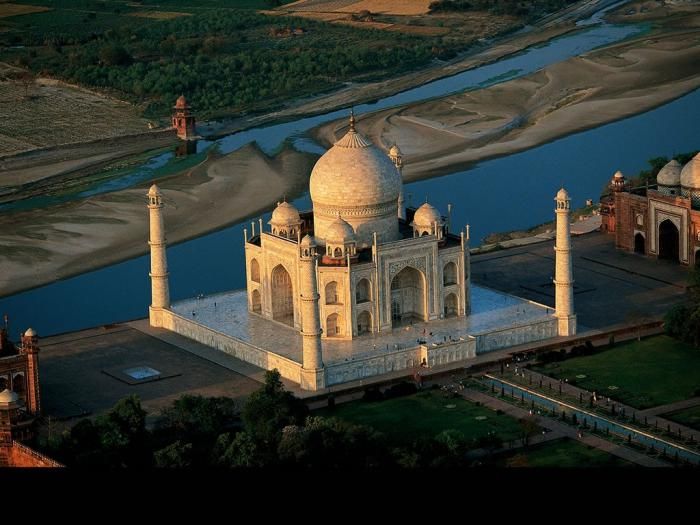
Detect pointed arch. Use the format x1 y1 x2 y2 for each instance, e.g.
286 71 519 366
325 281 340 305
357 311 372 334
251 289 262 314
327 313 343 337
271 264 294 326
443 262 457 286
356 278 371 303
250 258 260 283
390 266 426 327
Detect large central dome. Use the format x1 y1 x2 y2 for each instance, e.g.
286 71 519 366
310 115 402 246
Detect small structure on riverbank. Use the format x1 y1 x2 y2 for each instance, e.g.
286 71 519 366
171 95 197 140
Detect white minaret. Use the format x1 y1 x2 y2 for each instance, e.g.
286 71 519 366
554 187 576 336
148 184 170 327
298 235 325 390
389 144 406 220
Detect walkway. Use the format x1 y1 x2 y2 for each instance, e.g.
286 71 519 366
640 397 700 417
497 367 700 455
461 389 668 467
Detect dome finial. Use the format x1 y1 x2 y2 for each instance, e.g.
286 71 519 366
349 108 356 132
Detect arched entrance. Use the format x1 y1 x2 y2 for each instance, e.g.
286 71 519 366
443 262 457 286
695 250 700 268
325 281 340 304
271 265 294 326
444 293 458 318
356 279 371 303
250 258 260 283
251 289 262 314
326 313 342 337
357 311 371 334
390 266 426 327
634 233 645 255
658 220 679 262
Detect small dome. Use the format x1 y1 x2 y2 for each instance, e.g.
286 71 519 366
174 95 188 108
556 187 570 201
24 327 36 337
413 202 443 227
269 201 301 226
613 170 624 179
148 184 161 197
680 153 700 189
300 234 316 247
657 159 682 187
325 216 355 244
389 144 402 158
0 389 19 405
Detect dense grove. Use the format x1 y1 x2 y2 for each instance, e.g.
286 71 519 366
1 3 450 118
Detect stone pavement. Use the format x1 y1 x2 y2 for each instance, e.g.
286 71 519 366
38 323 262 423
472 231 689 329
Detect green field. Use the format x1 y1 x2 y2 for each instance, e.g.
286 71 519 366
490 438 633 468
533 335 700 409
316 390 523 444
665 405 700 432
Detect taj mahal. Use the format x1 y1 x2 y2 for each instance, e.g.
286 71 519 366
146 114 577 391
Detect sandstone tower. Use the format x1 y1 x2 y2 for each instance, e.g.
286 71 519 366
19 328 40 415
298 235 325 390
554 187 577 336
172 95 196 140
148 184 170 327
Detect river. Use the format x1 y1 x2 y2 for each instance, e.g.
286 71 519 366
1 8 697 337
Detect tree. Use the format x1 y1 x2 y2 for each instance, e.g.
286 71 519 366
665 268 700 347
154 440 193 468
242 369 308 447
518 416 539 447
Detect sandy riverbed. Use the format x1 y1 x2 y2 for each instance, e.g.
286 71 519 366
314 10 700 181
0 144 315 296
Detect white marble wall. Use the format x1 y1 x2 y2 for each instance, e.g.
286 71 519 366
161 310 303 384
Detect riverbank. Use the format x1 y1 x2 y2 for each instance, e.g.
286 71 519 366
0 144 316 297
314 5 700 182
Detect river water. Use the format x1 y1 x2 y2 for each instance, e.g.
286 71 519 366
1 11 698 337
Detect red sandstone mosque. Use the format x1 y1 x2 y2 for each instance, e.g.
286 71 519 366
0 325 61 467
601 153 700 267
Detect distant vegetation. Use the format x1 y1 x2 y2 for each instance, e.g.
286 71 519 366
0 1 473 119
39 370 526 468
428 0 579 20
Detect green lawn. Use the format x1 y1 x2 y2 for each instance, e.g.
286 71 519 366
532 335 700 409
316 390 523 444
665 405 700 432
490 438 634 468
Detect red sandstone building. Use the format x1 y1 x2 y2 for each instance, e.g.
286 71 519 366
0 326 61 467
172 95 196 140
601 154 700 267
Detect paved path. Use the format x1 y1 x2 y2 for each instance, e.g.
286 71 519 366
499 368 700 454
462 389 669 467
640 397 700 417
